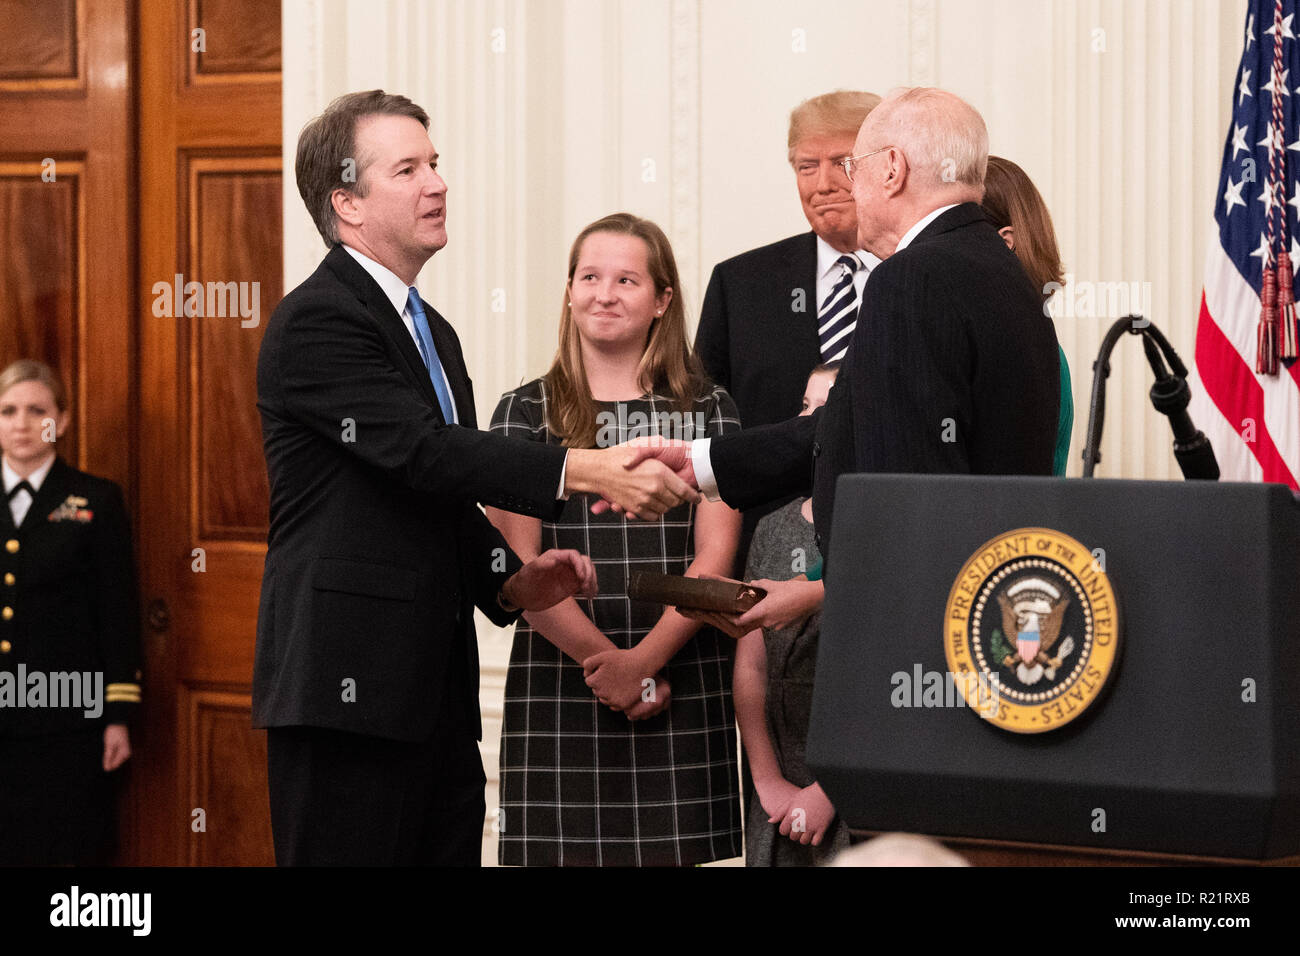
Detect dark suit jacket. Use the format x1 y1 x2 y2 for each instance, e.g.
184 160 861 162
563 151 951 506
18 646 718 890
0 457 141 737
695 231 821 431
694 232 821 561
253 244 566 743
710 203 1060 570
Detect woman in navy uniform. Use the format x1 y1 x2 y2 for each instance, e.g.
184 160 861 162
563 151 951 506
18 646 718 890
0 359 141 865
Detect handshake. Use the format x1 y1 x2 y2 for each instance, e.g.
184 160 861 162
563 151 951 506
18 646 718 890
563 437 701 520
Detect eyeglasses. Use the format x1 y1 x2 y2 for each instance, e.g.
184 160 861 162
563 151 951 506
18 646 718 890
840 145 897 183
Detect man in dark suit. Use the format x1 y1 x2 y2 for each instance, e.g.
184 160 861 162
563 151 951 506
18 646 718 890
615 87 1059 580
694 91 880 564
254 90 696 866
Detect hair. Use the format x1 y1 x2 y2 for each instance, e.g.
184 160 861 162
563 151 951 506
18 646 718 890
811 360 841 378
982 156 1065 302
295 89 430 246
787 90 882 163
869 87 988 193
543 213 707 449
829 832 970 868
0 359 67 411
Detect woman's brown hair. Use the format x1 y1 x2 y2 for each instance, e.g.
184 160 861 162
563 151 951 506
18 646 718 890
543 212 707 449
982 156 1065 302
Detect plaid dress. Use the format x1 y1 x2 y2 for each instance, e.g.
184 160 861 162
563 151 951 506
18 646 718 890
491 377 743 866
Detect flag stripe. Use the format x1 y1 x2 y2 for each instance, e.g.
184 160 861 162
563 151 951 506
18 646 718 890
1197 289 1300 486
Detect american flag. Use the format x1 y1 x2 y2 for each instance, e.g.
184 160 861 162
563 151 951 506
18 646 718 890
1194 0 1300 488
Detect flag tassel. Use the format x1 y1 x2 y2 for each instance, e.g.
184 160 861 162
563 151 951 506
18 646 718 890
1279 252 1300 361
1258 266 1280 376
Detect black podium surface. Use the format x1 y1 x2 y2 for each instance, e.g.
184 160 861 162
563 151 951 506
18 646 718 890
806 475 1300 859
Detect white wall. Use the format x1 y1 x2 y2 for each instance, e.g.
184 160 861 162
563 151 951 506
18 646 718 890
282 0 1247 863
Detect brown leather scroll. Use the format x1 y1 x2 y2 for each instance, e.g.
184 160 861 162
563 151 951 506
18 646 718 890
626 571 766 614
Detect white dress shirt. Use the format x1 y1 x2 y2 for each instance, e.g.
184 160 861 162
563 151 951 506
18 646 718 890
692 204 960 500
814 235 879 314
4 455 55 527
343 244 458 425
342 244 572 498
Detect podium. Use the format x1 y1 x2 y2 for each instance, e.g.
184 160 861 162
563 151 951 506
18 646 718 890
806 475 1300 863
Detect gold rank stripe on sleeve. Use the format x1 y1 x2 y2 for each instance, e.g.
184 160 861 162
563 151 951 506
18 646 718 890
105 683 142 703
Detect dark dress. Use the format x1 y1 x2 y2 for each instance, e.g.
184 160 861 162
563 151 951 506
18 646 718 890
491 378 743 866
0 457 141 865
741 497 849 866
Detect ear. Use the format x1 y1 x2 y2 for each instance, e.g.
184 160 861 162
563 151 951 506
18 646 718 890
882 147 908 197
998 225 1016 251
655 286 673 317
51 409 69 441
331 187 363 229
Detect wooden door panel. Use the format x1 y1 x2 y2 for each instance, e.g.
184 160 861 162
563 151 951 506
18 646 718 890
0 164 83 464
138 0 280 865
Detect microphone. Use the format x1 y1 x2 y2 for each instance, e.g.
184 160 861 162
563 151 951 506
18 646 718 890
1081 315 1220 481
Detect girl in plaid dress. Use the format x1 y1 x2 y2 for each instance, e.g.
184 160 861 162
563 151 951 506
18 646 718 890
487 213 743 866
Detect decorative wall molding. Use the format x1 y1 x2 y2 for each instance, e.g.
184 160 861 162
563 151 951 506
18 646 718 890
282 0 1247 866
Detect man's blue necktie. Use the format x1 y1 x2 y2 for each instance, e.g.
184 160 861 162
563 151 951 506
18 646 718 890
406 287 455 423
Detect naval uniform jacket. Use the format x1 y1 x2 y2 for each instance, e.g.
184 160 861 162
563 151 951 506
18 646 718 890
0 457 142 738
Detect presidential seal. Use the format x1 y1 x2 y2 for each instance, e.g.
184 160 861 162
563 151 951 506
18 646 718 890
943 528 1120 734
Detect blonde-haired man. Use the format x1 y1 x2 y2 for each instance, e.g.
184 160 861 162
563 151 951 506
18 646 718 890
694 90 880 559
629 88 1060 575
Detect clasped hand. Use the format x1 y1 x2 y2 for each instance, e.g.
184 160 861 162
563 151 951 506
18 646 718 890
582 647 671 721
586 437 699 519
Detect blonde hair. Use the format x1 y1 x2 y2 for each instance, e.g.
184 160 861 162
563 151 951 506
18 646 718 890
0 359 67 411
543 213 707 448
870 87 988 192
787 90 882 163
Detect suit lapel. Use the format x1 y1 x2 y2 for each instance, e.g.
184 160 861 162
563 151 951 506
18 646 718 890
323 245 446 419
792 232 821 367
422 304 475 428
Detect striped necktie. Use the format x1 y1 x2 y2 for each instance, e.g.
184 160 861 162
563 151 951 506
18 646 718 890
406 287 456 424
818 254 860 362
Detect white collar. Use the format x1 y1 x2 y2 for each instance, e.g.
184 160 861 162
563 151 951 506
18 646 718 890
343 244 417 319
3 454 55 494
894 203 961 254
815 235 880 279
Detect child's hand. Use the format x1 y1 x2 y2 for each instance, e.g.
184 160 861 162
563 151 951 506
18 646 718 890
777 782 836 846
582 647 652 711
622 674 671 721
735 578 824 631
755 775 802 823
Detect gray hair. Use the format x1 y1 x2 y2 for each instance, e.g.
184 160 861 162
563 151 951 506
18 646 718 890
870 87 988 194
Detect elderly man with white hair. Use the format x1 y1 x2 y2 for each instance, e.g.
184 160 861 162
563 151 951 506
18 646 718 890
617 87 1061 574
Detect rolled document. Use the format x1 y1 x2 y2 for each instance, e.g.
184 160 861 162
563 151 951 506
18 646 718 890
627 571 766 614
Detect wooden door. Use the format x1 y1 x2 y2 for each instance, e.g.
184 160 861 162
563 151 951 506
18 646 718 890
134 0 281 865
0 0 135 853
0 0 131 488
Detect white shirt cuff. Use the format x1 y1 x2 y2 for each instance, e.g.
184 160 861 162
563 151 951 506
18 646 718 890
557 450 569 500
692 438 722 501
